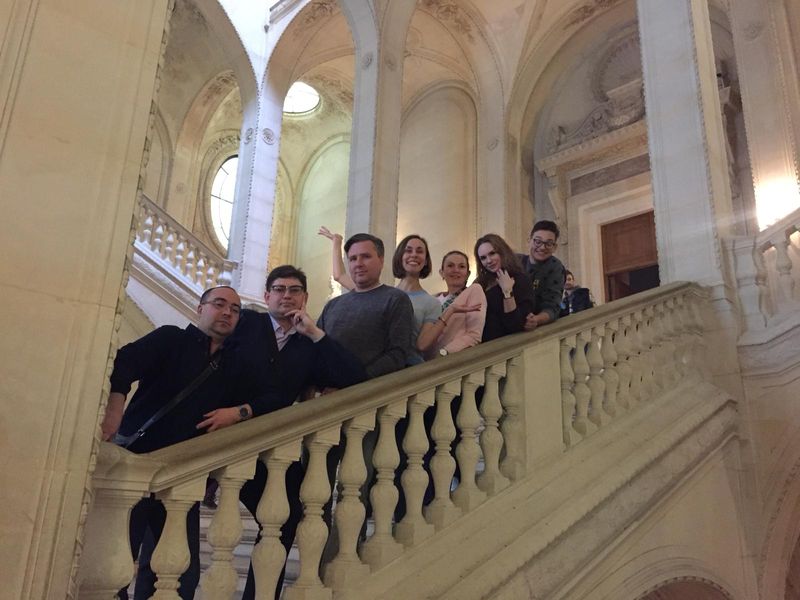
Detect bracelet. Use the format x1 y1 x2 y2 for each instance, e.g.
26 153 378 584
437 316 448 326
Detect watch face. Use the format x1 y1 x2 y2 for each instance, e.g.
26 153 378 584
238 406 249 419
439 348 448 356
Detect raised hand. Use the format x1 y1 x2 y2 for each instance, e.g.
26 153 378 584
496 269 515 296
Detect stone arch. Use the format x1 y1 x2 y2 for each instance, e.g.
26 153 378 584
760 442 800 599
637 577 734 600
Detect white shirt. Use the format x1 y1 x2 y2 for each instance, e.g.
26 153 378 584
269 314 297 351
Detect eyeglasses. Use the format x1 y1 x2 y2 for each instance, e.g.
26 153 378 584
201 299 241 314
270 285 305 296
531 237 557 250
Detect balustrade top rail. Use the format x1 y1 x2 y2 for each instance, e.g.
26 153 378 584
96 281 704 492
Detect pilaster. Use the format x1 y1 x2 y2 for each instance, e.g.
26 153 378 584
637 0 734 287
730 0 800 230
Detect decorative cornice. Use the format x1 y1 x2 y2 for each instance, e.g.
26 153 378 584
291 0 338 37
417 0 476 44
564 0 625 30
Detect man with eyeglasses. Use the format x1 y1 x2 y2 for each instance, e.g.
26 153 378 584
518 220 567 331
231 264 367 600
102 285 281 600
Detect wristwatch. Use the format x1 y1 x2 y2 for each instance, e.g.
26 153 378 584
502 289 514 299
439 348 449 357
238 405 251 421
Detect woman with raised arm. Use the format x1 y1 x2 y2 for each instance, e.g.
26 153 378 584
417 250 486 358
318 225 354 291
474 233 536 342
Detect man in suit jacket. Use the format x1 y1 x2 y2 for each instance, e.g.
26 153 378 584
234 265 366 600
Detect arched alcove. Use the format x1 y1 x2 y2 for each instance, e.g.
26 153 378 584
638 579 732 600
294 137 351 315
398 82 478 287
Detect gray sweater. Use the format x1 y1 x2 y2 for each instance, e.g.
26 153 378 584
317 285 414 379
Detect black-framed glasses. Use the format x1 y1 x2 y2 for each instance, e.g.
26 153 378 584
270 285 305 296
531 237 557 250
201 299 241 314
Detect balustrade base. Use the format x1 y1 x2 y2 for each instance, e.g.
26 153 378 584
424 502 462 530
360 536 404 569
452 486 487 513
394 517 435 547
322 557 370 589
283 585 333 600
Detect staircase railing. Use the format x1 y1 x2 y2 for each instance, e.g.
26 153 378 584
726 207 800 338
77 282 708 599
132 194 237 297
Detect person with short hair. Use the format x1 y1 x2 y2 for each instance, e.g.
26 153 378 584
104 286 277 600
317 233 414 378
518 220 567 331
560 269 595 316
474 233 536 341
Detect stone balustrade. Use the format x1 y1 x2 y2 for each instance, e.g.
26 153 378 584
78 282 708 599
727 207 800 337
134 194 237 292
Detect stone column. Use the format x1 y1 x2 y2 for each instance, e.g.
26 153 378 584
637 0 734 286
339 0 416 280
729 0 800 229
0 0 171 597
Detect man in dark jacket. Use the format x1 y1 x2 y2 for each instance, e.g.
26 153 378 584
518 220 567 331
560 270 595 317
103 285 280 600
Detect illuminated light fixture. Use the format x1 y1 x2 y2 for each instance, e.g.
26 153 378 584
756 177 800 230
283 81 321 114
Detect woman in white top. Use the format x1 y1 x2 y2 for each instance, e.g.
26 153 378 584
418 250 486 358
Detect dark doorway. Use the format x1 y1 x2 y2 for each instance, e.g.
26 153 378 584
601 211 660 302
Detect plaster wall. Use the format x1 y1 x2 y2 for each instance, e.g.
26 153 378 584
397 85 477 287
0 1 170 597
560 442 757 600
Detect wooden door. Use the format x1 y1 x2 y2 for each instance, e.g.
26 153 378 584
601 211 660 302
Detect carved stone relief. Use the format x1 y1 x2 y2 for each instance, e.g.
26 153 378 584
293 0 338 36
564 0 625 30
418 0 476 43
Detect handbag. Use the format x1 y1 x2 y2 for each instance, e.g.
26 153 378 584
113 349 222 449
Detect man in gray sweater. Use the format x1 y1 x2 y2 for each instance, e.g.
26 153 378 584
317 232 414 378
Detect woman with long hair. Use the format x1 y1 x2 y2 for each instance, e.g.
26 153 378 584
474 233 535 341
417 250 485 358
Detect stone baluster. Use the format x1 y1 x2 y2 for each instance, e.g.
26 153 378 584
560 335 579 446
774 236 796 306
628 311 644 405
452 372 488 513
425 380 462 529
653 302 671 391
185 248 197 283
361 400 407 569
162 228 176 265
586 326 606 428
639 308 657 401
673 296 691 378
687 294 707 380
615 316 632 411
572 331 595 436
754 243 774 319
323 412 376 592
284 425 341 600
151 477 206 600
644 306 661 397
499 356 525 480
601 318 619 419
252 441 302 600
152 222 165 257
77 489 145 599
477 363 510 496
201 459 257 598
659 300 678 387
206 263 217 288
195 253 206 286
219 263 234 285
396 390 436 546
141 212 154 246
174 238 186 274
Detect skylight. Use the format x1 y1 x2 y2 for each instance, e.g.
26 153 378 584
283 81 321 114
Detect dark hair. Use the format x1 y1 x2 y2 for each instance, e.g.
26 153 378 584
344 233 384 258
473 233 524 288
392 234 432 279
530 219 560 240
200 285 237 304
440 250 470 270
565 269 573 283
266 265 307 291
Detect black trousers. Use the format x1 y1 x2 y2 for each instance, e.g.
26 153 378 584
119 496 200 600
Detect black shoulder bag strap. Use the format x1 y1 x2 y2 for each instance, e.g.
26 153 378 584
114 348 223 449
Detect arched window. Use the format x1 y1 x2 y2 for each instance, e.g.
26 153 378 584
210 155 238 249
283 81 321 114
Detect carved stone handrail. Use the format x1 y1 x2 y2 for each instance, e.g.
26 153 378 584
134 193 237 294
726 206 800 340
78 282 709 599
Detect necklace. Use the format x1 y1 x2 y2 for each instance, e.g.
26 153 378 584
441 288 463 312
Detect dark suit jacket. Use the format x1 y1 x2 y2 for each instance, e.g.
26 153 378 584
230 309 367 411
